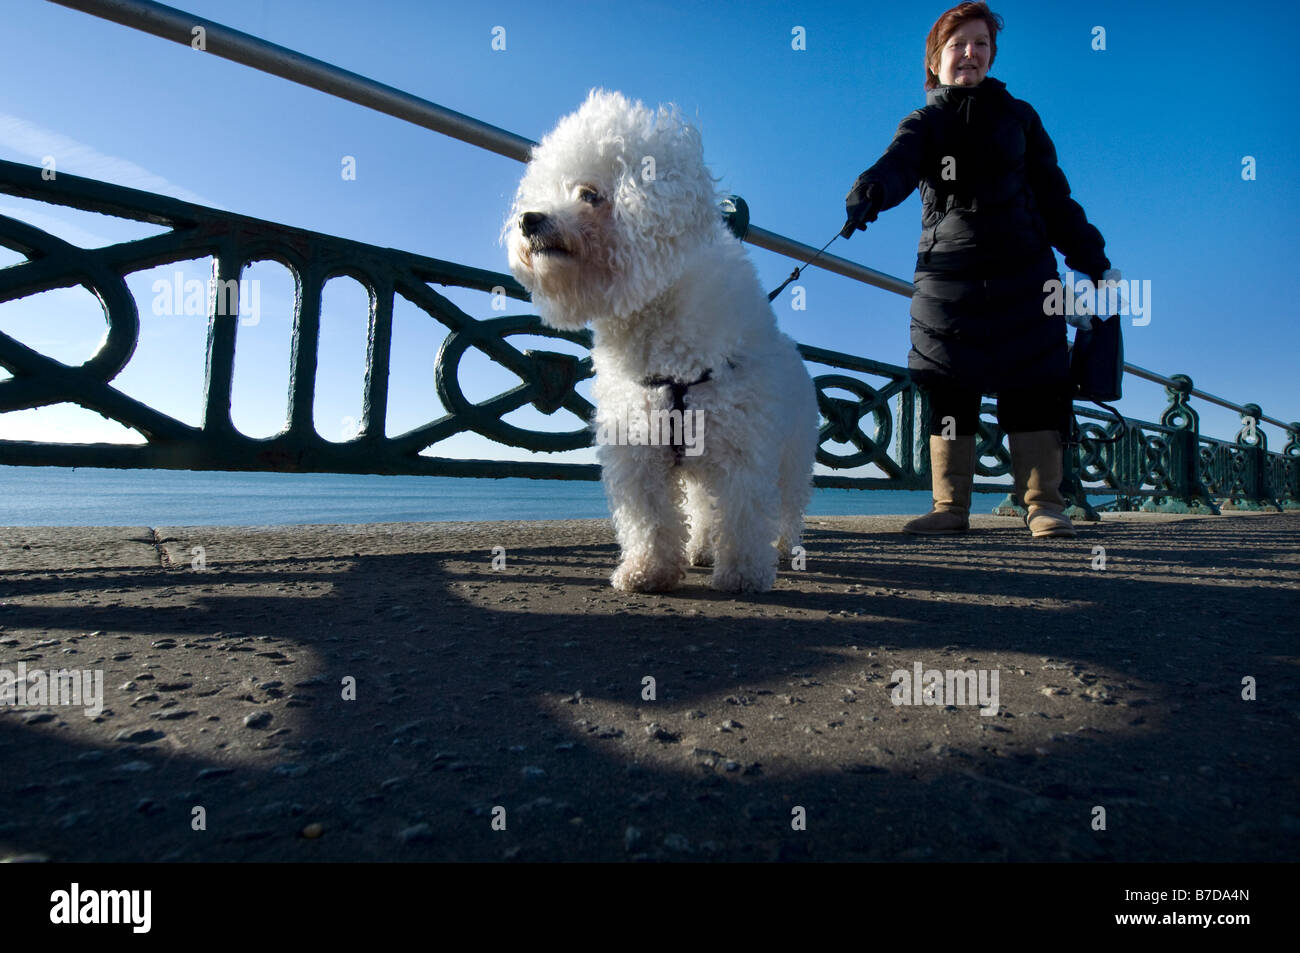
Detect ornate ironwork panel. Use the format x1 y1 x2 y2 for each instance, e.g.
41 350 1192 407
2 159 1297 514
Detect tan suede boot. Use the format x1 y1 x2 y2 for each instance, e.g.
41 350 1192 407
904 435 977 534
1009 430 1076 538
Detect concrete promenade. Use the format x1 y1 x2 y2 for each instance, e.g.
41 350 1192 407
0 511 1296 862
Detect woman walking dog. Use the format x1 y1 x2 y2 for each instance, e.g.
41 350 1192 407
842 1 1116 538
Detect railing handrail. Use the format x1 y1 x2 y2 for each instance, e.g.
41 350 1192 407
743 226 913 297
48 0 537 162
40 0 1299 434
1122 362 1286 429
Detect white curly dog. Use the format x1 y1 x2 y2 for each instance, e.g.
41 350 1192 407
505 89 818 593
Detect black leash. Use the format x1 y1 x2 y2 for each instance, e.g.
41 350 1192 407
767 229 843 302
1068 399 1127 450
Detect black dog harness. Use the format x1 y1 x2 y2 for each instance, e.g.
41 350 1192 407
641 361 735 465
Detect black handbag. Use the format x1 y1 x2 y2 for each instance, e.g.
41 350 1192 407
1070 312 1123 403
1068 309 1126 445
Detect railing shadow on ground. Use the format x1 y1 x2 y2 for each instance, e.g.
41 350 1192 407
0 516 1295 861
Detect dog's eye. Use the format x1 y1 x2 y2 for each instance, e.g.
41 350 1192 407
578 187 603 205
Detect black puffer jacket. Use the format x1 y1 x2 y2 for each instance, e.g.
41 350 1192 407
848 77 1109 394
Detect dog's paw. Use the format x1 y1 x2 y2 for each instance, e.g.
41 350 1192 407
687 548 714 568
611 562 685 593
776 544 804 568
710 565 775 594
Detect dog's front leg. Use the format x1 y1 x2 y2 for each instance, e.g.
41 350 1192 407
702 464 781 593
683 476 717 567
601 445 688 592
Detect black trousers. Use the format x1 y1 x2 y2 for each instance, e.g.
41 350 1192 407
928 384 1072 439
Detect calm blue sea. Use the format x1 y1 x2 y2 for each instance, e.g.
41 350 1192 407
0 466 949 526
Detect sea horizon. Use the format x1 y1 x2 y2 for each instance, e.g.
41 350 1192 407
0 464 1003 527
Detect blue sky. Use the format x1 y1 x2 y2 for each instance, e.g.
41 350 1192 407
1 0 1296 474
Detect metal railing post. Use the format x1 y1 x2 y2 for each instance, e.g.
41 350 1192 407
1158 374 1217 513
1283 424 1300 510
1239 403 1279 511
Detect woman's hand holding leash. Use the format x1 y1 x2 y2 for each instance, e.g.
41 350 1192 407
842 180 882 238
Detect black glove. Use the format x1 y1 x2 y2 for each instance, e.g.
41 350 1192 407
842 180 881 238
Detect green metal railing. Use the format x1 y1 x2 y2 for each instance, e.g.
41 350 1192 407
2 157 1296 515
4 0 1298 516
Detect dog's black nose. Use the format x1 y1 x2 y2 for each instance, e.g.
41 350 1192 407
520 211 547 236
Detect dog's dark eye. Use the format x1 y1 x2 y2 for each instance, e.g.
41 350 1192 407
579 187 602 205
